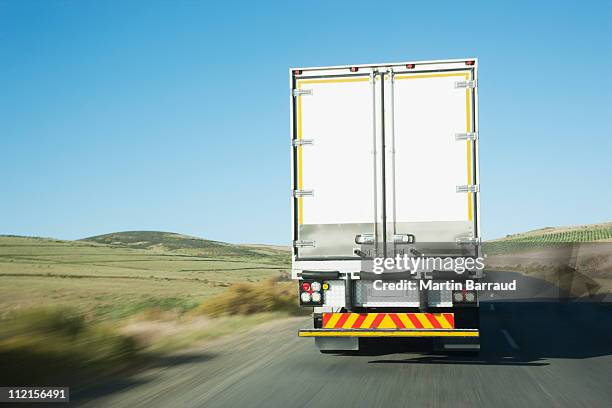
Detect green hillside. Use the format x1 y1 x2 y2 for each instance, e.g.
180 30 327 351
81 231 289 262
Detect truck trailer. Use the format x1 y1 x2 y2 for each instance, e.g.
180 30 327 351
290 58 481 352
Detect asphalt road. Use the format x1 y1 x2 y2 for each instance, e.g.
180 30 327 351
76 272 612 408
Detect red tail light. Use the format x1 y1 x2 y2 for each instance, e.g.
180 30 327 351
406 64 415 69
465 60 475 66
301 282 311 292
294 69 302 75
349 67 359 72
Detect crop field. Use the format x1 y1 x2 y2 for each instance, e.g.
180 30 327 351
0 232 290 320
484 223 612 298
484 223 612 255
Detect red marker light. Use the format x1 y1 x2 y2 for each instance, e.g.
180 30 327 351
350 67 359 72
294 70 302 75
465 60 475 66
301 282 311 292
406 64 415 69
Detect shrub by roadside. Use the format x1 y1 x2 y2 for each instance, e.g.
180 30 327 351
193 279 306 317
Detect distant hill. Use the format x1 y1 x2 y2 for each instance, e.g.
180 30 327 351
80 231 289 259
82 231 231 250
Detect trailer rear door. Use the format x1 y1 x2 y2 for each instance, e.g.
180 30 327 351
385 70 477 253
292 74 377 259
292 61 479 260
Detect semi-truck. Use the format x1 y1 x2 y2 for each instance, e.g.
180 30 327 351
290 58 481 352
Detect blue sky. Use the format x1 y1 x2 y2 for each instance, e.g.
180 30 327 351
1 0 610 244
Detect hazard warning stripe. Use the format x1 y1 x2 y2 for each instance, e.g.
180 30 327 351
407 314 423 328
426 314 442 329
388 314 405 329
444 313 454 328
370 313 386 329
321 313 455 329
334 313 350 329
352 314 367 329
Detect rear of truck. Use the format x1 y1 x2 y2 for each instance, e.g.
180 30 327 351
290 59 481 352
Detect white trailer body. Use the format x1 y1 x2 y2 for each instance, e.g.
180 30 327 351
290 59 481 352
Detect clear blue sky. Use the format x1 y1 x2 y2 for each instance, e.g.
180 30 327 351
1 0 611 244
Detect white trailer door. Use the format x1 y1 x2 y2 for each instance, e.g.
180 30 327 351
293 75 377 258
386 70 477 251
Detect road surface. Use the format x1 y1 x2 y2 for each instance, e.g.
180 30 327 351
76 272 612 407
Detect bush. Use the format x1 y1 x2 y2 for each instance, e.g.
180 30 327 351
195 279 304 317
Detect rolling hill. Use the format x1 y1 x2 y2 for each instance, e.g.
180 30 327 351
81 231 289 261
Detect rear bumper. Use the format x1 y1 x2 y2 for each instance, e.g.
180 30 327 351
299 329 478 338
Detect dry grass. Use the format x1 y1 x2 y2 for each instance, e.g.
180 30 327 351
193 279 304 317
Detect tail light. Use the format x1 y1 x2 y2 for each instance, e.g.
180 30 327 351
465 60 475 66
349 66 359 72
452 290 477 305
406 63 416 69
299 280 324 306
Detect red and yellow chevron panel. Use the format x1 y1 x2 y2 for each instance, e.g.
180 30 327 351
322 313 454 329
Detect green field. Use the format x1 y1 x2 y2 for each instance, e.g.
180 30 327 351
0 232 290 320
484 223 612 298
484 222 612 255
